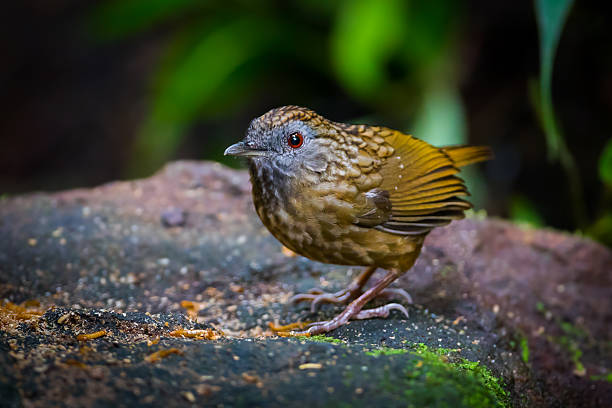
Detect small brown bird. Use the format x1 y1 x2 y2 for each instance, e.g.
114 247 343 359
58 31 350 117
225 106 492 335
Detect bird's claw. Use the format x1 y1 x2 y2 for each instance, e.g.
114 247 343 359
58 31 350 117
377 288 413 305
353 303 409 320
270 302 410 336
290 286 412 313
290 286 356 312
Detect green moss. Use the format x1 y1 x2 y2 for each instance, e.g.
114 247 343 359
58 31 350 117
366 347 409 357
369 343 509 408
559 321 588 339
520 336 530 364
590 373 612 383
509 334 529 365
306 335 344 344
410 342 458 356
465 209 488 220
555 335 585 376
536 301 589 376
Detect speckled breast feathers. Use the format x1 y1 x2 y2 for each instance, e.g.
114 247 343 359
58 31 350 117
243 106 492 271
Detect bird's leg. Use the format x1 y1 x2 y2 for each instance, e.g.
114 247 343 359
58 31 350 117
290 266 412 312
290 266 376 309
286 269 409 336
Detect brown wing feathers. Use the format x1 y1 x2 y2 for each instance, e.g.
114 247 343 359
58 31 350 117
441 145 494 168
374 130 491 236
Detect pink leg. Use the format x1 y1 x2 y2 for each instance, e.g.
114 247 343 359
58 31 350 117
353 303 409 320
290 267 411 312
290 266 376 310
289 269 407 336
376 288 413 304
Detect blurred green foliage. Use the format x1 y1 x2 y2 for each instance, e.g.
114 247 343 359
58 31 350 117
332 0 408 99
89 0 610 244
89 0 465 176
599 138 612 187
90 0 197 40
591 137 612 244
533 0 587 228
509 195 544 227
533 0 612 244
534 0 574 161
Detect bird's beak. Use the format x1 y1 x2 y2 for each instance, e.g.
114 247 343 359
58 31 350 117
224 141 268 157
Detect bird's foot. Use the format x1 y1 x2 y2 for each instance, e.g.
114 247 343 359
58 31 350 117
302 302 409 336
290 285 412 313
289 284 359 312
270 302 409 337
272 269 409 336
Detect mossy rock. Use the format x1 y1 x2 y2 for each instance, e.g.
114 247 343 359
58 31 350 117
1 161 611 407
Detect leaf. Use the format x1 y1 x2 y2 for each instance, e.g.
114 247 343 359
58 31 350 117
89 0 199 40
413 84 466 147
330 0 407 99
533 0 587 226
534 0 574 160
587 214 612 247
510 195 544 227
129 17 281 175
401 0 459 68
599 138 612 186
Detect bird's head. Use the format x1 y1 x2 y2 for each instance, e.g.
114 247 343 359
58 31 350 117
224 106 337 176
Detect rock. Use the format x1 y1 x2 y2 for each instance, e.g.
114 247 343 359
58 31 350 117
0 160 610 407
160 207 187 228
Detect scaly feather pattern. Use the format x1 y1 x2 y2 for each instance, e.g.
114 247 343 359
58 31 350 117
224 105 494 335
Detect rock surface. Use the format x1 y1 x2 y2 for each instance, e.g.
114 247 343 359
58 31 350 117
0 161 611 407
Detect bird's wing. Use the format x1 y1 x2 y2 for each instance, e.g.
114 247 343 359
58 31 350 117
352 127 491 236
353 188 392 228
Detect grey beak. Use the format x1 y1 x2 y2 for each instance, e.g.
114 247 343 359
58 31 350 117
224 141 267 157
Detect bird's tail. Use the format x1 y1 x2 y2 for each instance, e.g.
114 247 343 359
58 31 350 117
441 145 493 168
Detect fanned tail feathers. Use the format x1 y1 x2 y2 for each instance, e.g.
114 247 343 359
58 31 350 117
441 145 493 168
374 132 492 236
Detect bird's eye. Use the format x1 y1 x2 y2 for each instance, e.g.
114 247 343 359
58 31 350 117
287 132 304 149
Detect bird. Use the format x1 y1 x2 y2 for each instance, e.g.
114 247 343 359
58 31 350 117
224 106 492 335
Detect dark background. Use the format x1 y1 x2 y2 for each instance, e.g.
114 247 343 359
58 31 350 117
1 0 611 244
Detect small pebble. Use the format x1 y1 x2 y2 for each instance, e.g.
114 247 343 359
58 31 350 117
57 314 70 324
161 207 187 227
299 363 322 370
182 391 196 402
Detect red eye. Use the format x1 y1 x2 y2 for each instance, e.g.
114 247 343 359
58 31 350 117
287 132 304 149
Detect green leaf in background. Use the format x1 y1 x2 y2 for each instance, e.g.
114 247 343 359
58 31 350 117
401 1 458 70
130 17 281 175
510 195 544 227
587 214 612 246
414 84 466 147
590 136 612 246
534 0 587 227
414 84 488 208
534 0 574 161
599 138 612 186
331 0 407 99
89 0 199 40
